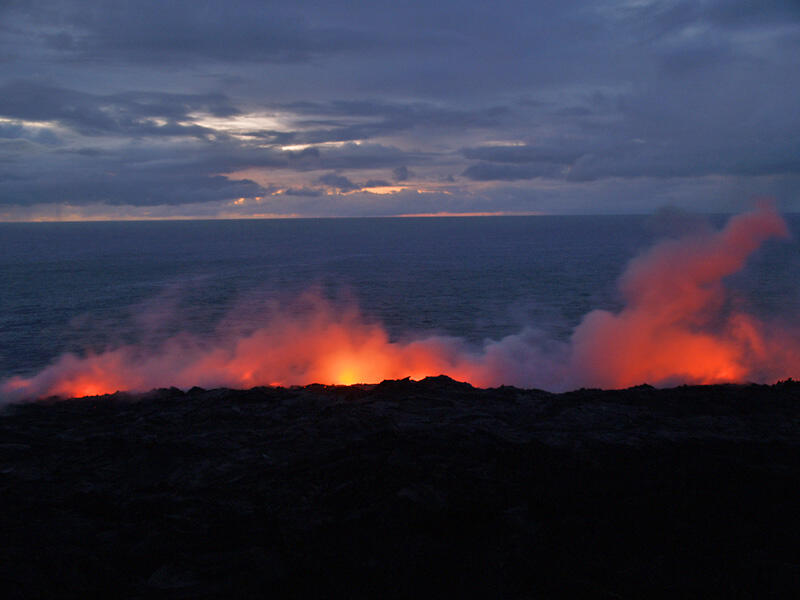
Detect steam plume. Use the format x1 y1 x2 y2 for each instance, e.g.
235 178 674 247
568 204 792 388
1 204 796 402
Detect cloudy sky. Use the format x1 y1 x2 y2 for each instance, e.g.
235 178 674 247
1 0 798 220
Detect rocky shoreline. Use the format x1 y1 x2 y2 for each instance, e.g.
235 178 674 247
2 376 799 598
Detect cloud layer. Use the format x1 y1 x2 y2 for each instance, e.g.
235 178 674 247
1 0 799 218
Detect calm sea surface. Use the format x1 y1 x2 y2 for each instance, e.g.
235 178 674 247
2 215 799 380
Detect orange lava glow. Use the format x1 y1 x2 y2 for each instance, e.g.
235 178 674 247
1 204 798 402
1 297 485 400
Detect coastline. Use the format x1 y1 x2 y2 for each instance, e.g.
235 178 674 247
2 377 799 597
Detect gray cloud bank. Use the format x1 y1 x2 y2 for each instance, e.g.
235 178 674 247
1 0 799 218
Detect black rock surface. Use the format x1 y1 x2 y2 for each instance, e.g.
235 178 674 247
1 376 799 598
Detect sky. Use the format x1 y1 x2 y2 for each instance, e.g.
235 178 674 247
0 0 798 220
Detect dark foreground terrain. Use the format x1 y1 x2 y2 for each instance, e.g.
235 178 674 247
1 376 799 598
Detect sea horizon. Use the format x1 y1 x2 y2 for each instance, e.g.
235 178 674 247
4 208 800 224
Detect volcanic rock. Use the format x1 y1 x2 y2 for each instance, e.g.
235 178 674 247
1 376 799 598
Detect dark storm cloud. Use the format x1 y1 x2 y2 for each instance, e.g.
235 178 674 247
314 174 395 194
289 143 429 171
316 173 359 193
462 134 800 183
0 166 265 206
242 130 297 146
0 81 236 138
286 147 320 160
0 121 61 146
248 188 477 218
1 0 799 215
2 0 379 65
462 145 583 166
564 144 800 182
462 162 564 182
0 138 284 206
296 100 510 126
393 166 411 182
653 0 800 30
280 187 323 197
270 100 513 147
281 100 511 123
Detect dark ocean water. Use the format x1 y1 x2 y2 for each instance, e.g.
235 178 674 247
2 214 799 381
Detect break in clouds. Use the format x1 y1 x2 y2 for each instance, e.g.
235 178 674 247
1 0 800 218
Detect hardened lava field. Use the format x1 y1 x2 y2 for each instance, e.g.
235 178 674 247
1 376 799 598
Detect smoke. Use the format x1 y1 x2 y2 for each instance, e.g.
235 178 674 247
1 204 797 402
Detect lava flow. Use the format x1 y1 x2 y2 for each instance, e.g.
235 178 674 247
1 204 798 402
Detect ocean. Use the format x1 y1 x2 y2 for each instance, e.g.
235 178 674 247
2 211 799 394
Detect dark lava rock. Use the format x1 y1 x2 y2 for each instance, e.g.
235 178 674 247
1 377 799 598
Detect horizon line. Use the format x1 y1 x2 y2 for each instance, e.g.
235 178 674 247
0 209 776 224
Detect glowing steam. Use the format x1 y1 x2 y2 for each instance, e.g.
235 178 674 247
1 205 797 401
569 205 792 388
1 295 485 401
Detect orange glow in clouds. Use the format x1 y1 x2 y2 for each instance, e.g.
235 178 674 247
1 204 798 401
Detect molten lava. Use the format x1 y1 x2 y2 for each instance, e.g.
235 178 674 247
1 204 797 402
